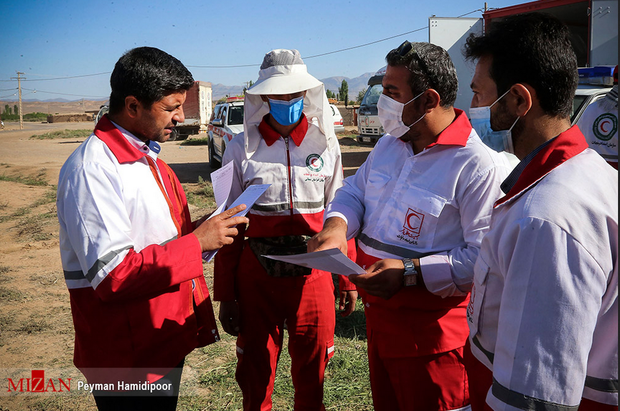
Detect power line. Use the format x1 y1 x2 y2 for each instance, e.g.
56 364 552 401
187 8 484 68
1 9 486 80
18 72 111 82
21 87 106 98
0 72 110 82
186 26 430 68
304 27 428 60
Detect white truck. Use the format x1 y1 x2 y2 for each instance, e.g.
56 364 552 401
357 0 618 144
357 66 386 144
174 81 213 140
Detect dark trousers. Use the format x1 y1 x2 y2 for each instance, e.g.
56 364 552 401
93 359 185 411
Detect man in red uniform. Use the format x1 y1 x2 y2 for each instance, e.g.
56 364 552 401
214 49 357 411
463 13 618 411
57 47 248 410
309 41 510 410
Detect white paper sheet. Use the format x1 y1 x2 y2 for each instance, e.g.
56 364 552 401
226 184 270 218
201 184 270 262
210 160 234 207
263 248 366 276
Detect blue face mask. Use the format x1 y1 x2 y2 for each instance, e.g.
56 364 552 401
269 96 304 126
469 90 519 153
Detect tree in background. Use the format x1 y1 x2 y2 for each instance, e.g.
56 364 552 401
4 105 11 115
243 80 254 95
326 89 336 100
356 89 366 104
14 105 18 115
338 80 349 107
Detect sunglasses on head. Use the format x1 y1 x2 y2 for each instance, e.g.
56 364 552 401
396 41 429 76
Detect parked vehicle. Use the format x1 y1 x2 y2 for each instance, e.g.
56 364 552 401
572 66 615 125
358 0 617 146
94 104 109 126
207 97 244 169
175 81 213 140
330 104 345 133
356 67 386 145
473 0 617 127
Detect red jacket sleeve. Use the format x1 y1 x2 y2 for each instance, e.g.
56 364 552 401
95 233 204 302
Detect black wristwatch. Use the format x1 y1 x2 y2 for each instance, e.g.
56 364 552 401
402 258 419 287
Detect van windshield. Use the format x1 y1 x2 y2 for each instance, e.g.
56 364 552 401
362 84 383 107
359 84 383 115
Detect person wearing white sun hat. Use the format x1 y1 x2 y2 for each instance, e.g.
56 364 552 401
214 48 357 411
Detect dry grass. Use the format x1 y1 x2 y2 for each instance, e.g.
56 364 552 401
0 172 373 410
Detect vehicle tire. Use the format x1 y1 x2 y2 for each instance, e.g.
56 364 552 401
208 138 221 169
169 129 178 141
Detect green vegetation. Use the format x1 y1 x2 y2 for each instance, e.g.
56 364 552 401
180 138 209 146
178 298 372 410
1 111 49 122
184 176 217 212
357 89 367 104
338 80 349 107
29 129 91 140
0 170 48 186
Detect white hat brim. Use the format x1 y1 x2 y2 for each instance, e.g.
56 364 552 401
246 65 322 95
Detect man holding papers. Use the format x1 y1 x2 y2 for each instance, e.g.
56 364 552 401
309 41 510 411
57 47 249 410
214 49 356 411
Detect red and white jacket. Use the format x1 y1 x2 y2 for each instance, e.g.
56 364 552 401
57 116 219 384
326 110 511 356
214 115 355 301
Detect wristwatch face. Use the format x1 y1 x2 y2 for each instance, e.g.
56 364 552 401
403 258 417 286
404 272 418 286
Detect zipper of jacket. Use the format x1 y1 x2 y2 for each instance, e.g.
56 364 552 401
285 137 294 216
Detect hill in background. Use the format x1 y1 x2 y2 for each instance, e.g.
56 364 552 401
208 72 374 101
0 72 375 115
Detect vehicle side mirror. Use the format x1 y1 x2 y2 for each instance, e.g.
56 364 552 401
212 118 223 127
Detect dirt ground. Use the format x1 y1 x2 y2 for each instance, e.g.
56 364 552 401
0 120 370 410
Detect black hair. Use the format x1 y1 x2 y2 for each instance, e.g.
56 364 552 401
463 12 578 118
386 41 458 107
108 47 194 115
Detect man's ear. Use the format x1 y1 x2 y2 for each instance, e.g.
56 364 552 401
125 96 140 119
509 84 533 117
422 89 441 111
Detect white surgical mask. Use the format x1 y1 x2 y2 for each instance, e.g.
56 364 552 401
377 91 425 138
469 89 519 154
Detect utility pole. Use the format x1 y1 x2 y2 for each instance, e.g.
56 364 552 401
10 71 25 129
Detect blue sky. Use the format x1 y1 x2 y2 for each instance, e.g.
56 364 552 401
1 0 524 101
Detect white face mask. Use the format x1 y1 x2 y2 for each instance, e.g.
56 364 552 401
468 89 519 154
377 91 425 138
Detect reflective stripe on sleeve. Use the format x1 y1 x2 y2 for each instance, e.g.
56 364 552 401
358 233 431 259
64 270 86 280
64 237 177 289
85 246 132 283
492 378 579 411
472 336 495 364
585 376 619 393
